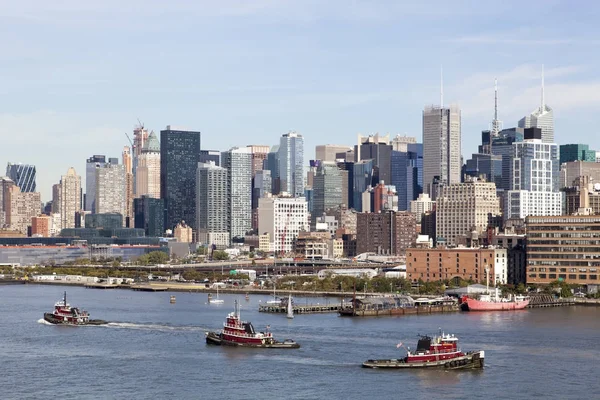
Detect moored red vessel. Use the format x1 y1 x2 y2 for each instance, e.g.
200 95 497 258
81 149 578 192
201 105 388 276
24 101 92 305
461 288 529 311
43 291 108 326
362 330 484 369
205 300 300 348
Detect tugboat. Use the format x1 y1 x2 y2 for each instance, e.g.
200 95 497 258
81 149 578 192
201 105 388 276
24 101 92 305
205 300 300 348
43 292 108 326
362 330 484 369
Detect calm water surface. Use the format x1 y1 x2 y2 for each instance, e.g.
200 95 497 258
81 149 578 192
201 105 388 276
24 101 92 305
1 285 599 400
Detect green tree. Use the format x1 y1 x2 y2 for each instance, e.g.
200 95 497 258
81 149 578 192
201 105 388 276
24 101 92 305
212 250 229 261
147 251 169 264
196 247 207 256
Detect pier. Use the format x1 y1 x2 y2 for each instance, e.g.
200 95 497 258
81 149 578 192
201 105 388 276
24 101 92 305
84 283 120 289
131 285 169 292
526 294 575 308
259 303 342 314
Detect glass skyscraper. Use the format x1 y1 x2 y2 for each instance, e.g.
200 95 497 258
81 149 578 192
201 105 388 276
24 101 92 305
278 132 304 197
160 126 201 231
222 147 252 241
6 163 36 192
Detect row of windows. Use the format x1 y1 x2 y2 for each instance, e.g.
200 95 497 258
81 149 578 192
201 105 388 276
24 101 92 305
529 273 598 281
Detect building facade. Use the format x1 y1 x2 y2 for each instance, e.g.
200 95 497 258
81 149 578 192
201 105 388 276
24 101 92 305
278 132 304 197
134 196 165 237
5 163 36 192
436 179 501 246
422 105 461 197
316 144 352 163
222 147 252 241
196 162 229 247
95 163 126 224
356 211 417 256
258 195 309 254
410 193 435 224
160 126 201 231
312 162 348 224
59 167 81 230
406 247 507 284
5 186 41 235
355 134 392 186
526 215 600 287
135 130 161 198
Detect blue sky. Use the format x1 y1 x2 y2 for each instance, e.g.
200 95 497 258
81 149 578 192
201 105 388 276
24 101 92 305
2 0 600 201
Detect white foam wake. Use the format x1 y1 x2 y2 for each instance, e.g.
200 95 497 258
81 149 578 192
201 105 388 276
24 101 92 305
104 322 206 332
37 318 53 325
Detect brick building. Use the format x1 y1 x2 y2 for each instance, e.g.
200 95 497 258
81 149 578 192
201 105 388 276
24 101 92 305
356 211 417 256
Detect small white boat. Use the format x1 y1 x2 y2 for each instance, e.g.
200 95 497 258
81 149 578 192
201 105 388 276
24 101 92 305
286 294 294 319
210 285 224 304
266 285 281 305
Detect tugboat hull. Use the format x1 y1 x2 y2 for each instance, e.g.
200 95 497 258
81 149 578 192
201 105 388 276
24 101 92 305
362 350 484 369
205 332 300 348
43 313 108 326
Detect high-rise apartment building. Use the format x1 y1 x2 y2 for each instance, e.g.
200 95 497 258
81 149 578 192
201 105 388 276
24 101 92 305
122 146 134 227
505 128 562 220
278 132 304 197
422 105 461 197
51 183 61 214
222 147 252 241
6 163 36 192
258 195 309 254
160 126 201 231
85 155 114 213
131 124 149 190
31 215 50 237
196 162 229 248
59 167 81 230
436 179 501 246
95 163 126 224
0 177 16 227
356 211 417 256
135 131 161 198
316 145 352 163
410 193 435 224
5 185 41 235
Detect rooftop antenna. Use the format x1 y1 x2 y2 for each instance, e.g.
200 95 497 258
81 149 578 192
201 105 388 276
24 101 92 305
491 78 502 136
541 64 545 111
440 65 444 108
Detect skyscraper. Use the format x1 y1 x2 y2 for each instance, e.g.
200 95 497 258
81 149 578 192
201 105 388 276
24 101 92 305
355 134 393 185
134 196 164 237
135 130 161 198
96 163 126 224
505 127 562 220
248 145 270 230
391 143 423 211
5 163 36 192
278 132 304 197
266 146 280 194
312 162 348 224
85 155 107 213
5 185 41 235
122 146 134 227
199 150 220 166
59 167 81 230
518 66 554 143
196 162 229 248
422 104 461 198
160 126 201 231
222 147 252 241
315 145 352 162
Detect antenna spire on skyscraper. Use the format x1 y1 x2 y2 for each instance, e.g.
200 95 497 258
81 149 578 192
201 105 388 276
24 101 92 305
491 78 502 136
541 64 545 111
440 65 444 108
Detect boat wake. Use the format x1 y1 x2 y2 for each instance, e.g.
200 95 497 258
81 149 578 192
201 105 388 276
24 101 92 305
104 322 207 332
37 318 53 325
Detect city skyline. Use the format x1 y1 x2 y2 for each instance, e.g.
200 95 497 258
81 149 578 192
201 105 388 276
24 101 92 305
2 1 600 200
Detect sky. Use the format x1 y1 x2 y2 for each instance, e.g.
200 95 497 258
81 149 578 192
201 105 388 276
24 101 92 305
2 0 600 201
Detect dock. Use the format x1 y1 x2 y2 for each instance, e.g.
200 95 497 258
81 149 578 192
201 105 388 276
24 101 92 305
131 285 169 292
259 303 342 314
526 294 575 308
84 283 120 289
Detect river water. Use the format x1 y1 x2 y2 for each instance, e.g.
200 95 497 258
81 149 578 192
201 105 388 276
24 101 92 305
1 285 598 400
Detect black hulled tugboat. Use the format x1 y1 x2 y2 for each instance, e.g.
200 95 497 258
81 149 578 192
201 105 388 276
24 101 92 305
362 330 484 369
43 292 108 326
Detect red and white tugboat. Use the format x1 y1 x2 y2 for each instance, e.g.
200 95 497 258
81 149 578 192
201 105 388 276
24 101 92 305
205 300 300 348
43 292 107 326
362 330 484 369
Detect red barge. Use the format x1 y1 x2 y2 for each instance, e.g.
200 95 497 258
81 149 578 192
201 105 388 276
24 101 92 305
43 292 107 326
205 301 299 348
362 331 484 369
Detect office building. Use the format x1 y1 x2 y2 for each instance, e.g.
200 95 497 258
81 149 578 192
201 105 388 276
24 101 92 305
491 127 524 191
518 68 554 143
352 160 374 212
312 162 348 224
391 143 423 210
85 155 111 213
196 162 229 248
5 163 36 192
355 134 393 186
199 150 220 167
134 196 165 238
316 145 352 162
59 167 81 230
266 145 280 194
560 161 600 189
222 147 252 241
279 132 304 197
422 104 461 197
560 144 596 165
436 179 501 246
160 126 201 231
526 215 600 286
